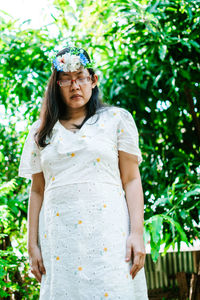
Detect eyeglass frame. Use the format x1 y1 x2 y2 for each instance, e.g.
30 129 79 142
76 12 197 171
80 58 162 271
57 75 92 87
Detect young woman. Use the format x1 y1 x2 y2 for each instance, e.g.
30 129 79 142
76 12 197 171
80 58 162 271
18 46 148 299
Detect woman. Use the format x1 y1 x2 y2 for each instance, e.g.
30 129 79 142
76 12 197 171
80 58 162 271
18 46 148 299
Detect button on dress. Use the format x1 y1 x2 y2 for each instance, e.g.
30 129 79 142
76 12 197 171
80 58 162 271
18 106 148 300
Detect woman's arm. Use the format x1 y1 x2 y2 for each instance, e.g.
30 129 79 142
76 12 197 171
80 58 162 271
28 172 45 249
118 150 146 279
28 172 46 282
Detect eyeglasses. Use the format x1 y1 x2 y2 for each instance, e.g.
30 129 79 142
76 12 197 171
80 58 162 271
57 76 91 87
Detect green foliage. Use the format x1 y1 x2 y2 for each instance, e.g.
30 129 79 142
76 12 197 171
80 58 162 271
0 206 40 298
144 180 199 261
0 12 55 297
0 179 17 198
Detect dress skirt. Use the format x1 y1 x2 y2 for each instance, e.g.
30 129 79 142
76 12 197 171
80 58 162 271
38 182 148 300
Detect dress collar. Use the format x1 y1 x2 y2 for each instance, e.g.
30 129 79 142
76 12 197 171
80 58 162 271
50 113 103 155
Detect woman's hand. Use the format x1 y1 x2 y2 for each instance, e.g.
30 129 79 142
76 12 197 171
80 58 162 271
28 245 46 283
125 233 146 280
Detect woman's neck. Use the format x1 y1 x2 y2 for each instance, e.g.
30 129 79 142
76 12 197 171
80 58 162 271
62 107 87 121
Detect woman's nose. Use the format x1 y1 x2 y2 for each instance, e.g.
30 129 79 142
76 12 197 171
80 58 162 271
70 80 80 89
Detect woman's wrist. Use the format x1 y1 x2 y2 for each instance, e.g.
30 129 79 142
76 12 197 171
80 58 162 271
27 241 38 250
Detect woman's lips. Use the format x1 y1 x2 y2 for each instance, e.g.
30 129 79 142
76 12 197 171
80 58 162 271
71 95 82 99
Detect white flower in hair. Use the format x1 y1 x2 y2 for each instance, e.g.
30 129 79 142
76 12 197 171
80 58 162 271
56 53 68 71
67 55 81 72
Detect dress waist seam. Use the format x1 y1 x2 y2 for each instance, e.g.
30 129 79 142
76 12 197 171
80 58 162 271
44 181 123 192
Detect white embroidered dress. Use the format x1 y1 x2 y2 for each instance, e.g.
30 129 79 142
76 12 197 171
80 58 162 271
18 106 148 300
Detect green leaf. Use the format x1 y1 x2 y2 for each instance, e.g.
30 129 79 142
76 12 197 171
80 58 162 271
161 215 189 245
150 241 160 262
0 151 4 162
150 215 163 244
145 215 163 261
159 45 167 61
190 40 200 52
179 69 191 80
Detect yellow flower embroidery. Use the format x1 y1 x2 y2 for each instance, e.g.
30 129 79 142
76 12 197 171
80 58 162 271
104 293 108 297
78 266 82 271
71 153 75 157
103 204 107 208
78 220 82 224
104 247 107 252
113 112 117 115
56 212 59 216
81 135 86 138
96 158 100 162
44 234 47 238
121 129 124 133
56 256 60 260
52 177 55 181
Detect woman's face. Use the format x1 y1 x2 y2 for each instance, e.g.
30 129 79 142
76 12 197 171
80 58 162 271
58 66 98 111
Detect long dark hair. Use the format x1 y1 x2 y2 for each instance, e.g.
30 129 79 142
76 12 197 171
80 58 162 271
35 46 109 148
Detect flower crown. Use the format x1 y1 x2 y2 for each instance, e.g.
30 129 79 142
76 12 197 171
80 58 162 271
52 48 94 72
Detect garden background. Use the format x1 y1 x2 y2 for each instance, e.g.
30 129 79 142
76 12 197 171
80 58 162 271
0 0 199 298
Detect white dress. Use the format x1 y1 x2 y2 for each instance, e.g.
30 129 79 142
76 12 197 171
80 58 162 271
18 106 148 300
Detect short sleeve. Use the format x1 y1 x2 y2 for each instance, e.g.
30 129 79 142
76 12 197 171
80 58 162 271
18 119 42 180
117 108 143 165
